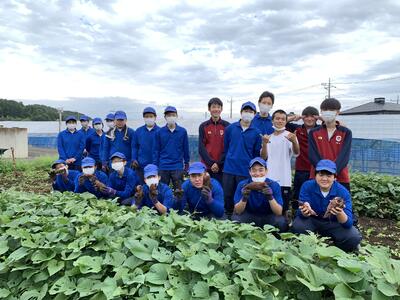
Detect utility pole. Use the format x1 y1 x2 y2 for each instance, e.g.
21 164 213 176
322 77 336 98
229 97 233 119
57 108 63 132
397 95 399 104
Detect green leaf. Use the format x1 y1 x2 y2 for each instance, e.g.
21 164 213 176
124 238 158 261
49 276 76 295
0 288 11 298
333 283 353 299
7 247 29 263
100 277 122 300
47 259 65 276
145 263 170 285
192 281 209 298
377 279 400 297
73 256 103 274
337 258 364 273
152 247 173 263
209 273 231 289
185 254 214 275
31 249 56 264
0 240 8 255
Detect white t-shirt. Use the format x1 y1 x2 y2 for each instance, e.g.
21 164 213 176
267 130 299 187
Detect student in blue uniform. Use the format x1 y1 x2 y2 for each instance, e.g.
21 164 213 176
292 159 362 252
102 110 137 172
101 113 115 173
79 115 95 141
57 115 85 170
98 152 139 205
222 101 263 215
105 113 115 131
134 107 160 183
74 157 110 198
153 106 190 191
251 91 275 135
86 117 104 169
232 157 288 231
131 164 175 214
49 159 80 192
176 162 225 219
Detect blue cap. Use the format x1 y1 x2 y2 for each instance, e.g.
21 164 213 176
110 152 126 160
164 106 177 114
188 162 206 175
114 110 127 120
80 115 89 121
143 107 157 115
52 159 66 169
316 159 337 174
144 164 158 178
81 157 96 168
241 101 257 112
92 117 102 124
249 157 267 168
105 113 115 121
65 115 77 122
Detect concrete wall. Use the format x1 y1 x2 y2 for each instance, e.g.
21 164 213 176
0 127 28 158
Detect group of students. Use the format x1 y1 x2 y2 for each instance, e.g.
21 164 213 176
52 91 362 252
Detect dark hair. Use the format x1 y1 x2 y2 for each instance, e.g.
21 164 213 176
272 109 287 120
320 98 341 111
302 106 319 116
208 97 223 108
258 91 275 104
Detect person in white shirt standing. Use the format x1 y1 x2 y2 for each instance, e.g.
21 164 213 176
261 109 300 216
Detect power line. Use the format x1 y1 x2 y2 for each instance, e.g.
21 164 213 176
333 75 400 85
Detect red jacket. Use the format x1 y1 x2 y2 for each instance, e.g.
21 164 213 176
308 123 352 183
198 118 230 169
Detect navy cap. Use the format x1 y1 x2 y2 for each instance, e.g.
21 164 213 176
52 159 66 169
188 162 206 175
144 164 158 178
249 157 267 169
92 117 102 124
105 113 115 121
81 157 96 168
241 101 257 112
65 115 77 122
143 107 157 115
114 110 127 120
80 115 89 121
316 159 337 174
164 106 177 114
110 152 126 160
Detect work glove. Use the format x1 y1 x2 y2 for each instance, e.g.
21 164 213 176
131 160 139 170
78 175 86 186
149 184 159 205
102 163 109 173
261 185 273 201
173 180 184 200
241 186 251 202
134 185 144 206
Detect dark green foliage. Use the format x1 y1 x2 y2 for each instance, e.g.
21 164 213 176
352 173 400 220
0 191 399 299
0 99 82 121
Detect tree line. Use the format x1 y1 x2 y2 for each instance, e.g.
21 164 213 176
0 99 83 121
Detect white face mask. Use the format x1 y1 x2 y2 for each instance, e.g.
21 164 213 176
94 124 102 130
241 112 255 123
82 167 95 175
144 117 156 127
166 116 177 125
111 161 124 171
252 176 266 183
66 123 76 131
259 104 272 114
272 125 286 132
321 111 337 123
145 177 159 187
106 121 115 129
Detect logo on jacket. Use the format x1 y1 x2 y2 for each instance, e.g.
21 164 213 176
318 136 323 140
336 136 342 142
220 130 224 136
207 131 212 135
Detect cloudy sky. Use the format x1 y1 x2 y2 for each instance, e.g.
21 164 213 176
1 0 400 118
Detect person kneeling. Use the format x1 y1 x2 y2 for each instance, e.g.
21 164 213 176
232 157 288 231
131 164 174 215
292 159 362 252
100 152 139 205
74 157 110 198
177 162 225 219
50 159 80 192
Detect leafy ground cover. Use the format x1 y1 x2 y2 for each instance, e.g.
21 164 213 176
1 191 400 299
